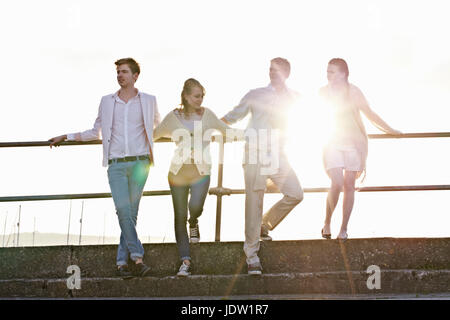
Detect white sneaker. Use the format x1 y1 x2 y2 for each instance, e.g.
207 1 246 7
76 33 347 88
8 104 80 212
247 262 263 275
189 225 200 243
177 262 191 277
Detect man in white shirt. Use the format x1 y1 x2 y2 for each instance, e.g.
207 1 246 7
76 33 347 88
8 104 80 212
49 58 160 279
221 58 304 275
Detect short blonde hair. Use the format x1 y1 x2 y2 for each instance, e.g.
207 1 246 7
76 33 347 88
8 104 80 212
271 57 291 78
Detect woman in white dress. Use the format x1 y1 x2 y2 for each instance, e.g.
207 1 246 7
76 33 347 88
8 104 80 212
320 58 402 240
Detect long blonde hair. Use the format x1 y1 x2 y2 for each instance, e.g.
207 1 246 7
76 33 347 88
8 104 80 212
178 78 205 118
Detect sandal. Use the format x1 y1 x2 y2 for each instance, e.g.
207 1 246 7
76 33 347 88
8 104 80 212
337 232 348 241
321 228 331 239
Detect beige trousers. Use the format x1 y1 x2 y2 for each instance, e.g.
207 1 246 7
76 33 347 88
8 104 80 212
243 152 303 265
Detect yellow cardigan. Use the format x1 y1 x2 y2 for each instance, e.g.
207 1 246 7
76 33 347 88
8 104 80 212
153 107 243 175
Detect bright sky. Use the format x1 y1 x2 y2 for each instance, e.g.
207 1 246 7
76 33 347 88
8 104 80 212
1 0 449 245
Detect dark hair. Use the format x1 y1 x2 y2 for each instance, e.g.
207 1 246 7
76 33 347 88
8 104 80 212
180 78 205 110
115 58 141 75
328 58 349 81
271 57 291 78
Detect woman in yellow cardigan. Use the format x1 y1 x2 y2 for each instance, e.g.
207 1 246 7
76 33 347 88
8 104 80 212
154 78 239 276
320 58 402 241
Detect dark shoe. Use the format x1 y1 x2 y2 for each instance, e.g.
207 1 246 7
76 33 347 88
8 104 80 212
189 224 200 243
321 228 331 240
260 224 272 241
116 265 133 280
133 262 151 277
247 262 263 276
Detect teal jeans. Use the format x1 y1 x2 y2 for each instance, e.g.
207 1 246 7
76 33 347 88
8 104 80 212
107 159 149 266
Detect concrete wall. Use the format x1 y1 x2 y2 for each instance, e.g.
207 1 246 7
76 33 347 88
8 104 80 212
1 238 449 279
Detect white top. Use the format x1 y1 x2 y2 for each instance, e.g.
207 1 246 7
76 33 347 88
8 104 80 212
107 92 149 159
154 107 243 175
174 110 203 132
319 83 369 174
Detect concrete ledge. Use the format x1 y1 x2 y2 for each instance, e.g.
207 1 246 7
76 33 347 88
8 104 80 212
1 238 449 280
0 246 72 280
1 270 449 298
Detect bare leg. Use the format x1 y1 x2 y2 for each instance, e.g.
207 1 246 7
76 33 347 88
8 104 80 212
323 168 344 235
338 170 358 238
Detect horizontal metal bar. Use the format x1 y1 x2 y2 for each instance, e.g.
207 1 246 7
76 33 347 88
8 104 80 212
1 132 450 148
209 188 331 195
2 185 448 203
367 132 450 139
0 138 172 148
209 185 450 196
0 190 171 202
357 185 450 192
0 140 101 148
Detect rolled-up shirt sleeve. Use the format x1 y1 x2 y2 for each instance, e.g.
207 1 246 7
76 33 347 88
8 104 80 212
66 133 78 141
208 109 245 142
222 91 252 124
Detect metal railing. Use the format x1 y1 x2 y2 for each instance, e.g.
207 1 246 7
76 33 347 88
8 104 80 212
1 132 449 242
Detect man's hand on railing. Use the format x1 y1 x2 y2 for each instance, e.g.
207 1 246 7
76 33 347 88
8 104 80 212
389 129 403 136
265 179 281 193
209 187 232 196
48 135 67 148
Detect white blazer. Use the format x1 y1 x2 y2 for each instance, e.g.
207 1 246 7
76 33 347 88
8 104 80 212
68 92 161 167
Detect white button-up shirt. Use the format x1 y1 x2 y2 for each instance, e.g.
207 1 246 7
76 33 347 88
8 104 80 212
223 84 300 151
67 90 150 160
108 91 149 159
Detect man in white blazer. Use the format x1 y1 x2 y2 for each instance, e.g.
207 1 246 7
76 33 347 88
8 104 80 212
49 58 161 279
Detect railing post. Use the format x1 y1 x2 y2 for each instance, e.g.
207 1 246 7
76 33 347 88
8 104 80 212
215 141 225 242
16 205 21 247
78 201 84 245
67 200 72 245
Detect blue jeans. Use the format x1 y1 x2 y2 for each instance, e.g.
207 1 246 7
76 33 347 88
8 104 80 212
107 159 150 266
169 174 210 261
